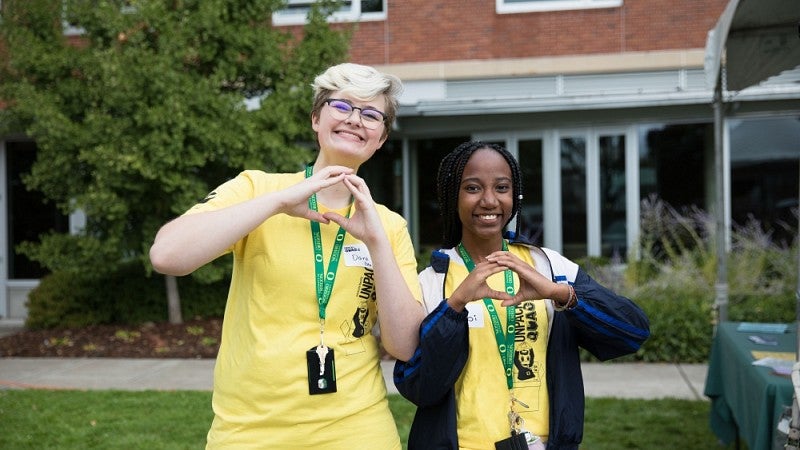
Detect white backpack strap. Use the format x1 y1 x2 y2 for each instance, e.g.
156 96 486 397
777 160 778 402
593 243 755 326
418 266 446 314
537 247 579 284
417 249 457 314
529 247 579 337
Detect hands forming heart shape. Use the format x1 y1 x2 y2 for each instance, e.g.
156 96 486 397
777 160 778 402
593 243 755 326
282 165 385 245
448 251 563 311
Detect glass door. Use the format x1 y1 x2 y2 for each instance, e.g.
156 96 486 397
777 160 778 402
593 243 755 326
599 134 627 259
477 128 635 259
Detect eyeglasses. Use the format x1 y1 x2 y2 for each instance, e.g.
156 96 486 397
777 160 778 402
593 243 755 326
323 98 387 130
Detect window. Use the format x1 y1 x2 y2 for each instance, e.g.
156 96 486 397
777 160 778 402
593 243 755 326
5 141 69 279
599 135 626 259
496 0 622 14
359 139 403 214
517 139 544 246
560 136 587 259
412 137 468 250
638 122 709 212
729 116 800 246
62 1 137 35
272 0 386 26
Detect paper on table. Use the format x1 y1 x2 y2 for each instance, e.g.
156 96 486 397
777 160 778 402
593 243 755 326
752 356 795 376
752 351 795 361
748 335 778 345
737 322 789 334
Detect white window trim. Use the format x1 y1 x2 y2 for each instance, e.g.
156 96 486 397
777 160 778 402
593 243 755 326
62 0 84 36
272 0 387 26
62 2 143 36
496 0 622 15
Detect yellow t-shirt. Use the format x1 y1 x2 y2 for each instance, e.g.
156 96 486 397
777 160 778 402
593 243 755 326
444 245 550 449
186 170 421 449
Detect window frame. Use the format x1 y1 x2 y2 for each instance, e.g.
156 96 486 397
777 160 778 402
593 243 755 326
272 0 387 26
496 0 622 14
61 1 137 36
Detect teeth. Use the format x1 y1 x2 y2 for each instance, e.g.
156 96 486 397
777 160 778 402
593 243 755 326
479 214 498 220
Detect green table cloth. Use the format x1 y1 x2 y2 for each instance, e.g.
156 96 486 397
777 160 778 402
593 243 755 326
704 321 796 450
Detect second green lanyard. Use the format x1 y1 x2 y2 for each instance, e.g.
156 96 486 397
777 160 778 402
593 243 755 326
456 240 516 389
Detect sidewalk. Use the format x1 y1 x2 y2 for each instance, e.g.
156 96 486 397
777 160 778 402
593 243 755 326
0 357 709 400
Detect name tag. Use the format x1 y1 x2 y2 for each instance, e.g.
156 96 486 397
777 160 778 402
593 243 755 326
343 244 373 269
465 303 485 328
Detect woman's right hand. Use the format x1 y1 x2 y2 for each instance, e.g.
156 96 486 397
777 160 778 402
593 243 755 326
276 165 354 222
151 166 354 276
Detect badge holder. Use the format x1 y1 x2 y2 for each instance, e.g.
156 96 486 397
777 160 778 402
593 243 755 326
496 397 537 450
494 431 529 450
306 346 337 395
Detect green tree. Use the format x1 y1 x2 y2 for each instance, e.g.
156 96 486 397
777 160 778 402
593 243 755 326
0 0 350 323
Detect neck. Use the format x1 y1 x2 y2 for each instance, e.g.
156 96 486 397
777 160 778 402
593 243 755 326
314 152 361 173
315 185 352 209
459 235 504 263
311 160 356 209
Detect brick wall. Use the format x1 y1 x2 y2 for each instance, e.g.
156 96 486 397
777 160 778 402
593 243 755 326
338 0 727 65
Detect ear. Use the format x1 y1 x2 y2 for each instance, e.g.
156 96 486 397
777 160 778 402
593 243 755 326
311 113 320 133
376 132 388 149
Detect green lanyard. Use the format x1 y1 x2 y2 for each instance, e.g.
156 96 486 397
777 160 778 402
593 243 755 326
306 165 351 321
456 240 516 389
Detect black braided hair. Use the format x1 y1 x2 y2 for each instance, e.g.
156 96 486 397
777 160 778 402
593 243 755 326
436 141 524 248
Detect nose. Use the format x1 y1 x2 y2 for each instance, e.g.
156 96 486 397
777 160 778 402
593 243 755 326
480 190 499 208
343 108 364 126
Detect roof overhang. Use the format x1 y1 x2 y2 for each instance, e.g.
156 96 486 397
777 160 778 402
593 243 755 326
705 0 800 92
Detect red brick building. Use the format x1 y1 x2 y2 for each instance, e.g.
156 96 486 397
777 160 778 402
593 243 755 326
274 0 799 258
1 0 799 323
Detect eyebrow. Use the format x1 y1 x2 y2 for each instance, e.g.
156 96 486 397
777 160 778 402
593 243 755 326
336 98 385 111
461 176 512 184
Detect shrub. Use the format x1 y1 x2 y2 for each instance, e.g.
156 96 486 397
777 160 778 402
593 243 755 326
23 195 800 364
26 271 114 329
633 293 715 363
581 196 799 363
26 262 229 329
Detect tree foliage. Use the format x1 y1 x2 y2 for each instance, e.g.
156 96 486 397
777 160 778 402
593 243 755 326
0 0 351 281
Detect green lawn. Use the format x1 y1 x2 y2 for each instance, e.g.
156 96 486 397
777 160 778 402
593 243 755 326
0 390 739 449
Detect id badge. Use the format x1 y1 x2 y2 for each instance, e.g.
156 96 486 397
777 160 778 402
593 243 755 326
306 346 337 395
494 431 529 450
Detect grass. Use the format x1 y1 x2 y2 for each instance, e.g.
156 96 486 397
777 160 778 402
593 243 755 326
0 390 740 449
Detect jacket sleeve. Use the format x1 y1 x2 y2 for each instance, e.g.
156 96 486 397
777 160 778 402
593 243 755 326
566 267 651 361
393 299 469 408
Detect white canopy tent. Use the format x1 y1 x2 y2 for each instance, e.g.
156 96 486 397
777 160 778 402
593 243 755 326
705 1 800 446
704 0 800 324
706 0 800 92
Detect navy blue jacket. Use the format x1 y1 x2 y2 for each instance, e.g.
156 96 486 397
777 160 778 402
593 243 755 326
393 242 650 450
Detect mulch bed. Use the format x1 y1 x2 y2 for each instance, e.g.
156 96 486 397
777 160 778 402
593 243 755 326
0 318 222 359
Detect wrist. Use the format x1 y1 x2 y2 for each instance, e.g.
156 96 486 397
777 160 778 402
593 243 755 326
446 297 467 312
553 284 577 312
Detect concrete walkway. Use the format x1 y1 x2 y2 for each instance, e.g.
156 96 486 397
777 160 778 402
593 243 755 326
0 321 708 398
0 357 709 400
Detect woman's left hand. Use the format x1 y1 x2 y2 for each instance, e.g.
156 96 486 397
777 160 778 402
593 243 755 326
322 174 385 245
486 251 561 306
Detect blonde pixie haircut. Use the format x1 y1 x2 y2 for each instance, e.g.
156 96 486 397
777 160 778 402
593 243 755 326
311 63 403 138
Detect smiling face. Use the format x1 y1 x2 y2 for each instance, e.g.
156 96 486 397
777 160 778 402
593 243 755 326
457 148 515 246
311 92 388 169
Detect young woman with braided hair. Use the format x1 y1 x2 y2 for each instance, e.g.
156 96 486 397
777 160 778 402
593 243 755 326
393 141 650 450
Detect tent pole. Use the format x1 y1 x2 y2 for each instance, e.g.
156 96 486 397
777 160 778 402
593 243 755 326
713 70 728 327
